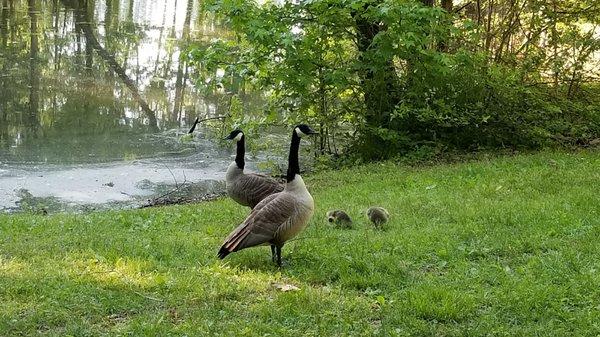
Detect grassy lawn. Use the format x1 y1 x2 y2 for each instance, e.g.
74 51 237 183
1 150 600 336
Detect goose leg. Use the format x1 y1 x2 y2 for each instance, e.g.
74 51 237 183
270 244 276 263
276 246 282 267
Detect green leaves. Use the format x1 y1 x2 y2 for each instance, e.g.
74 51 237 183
189 0 600 159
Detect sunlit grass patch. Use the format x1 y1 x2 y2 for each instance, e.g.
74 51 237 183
67 255 170 288
0 256 30 276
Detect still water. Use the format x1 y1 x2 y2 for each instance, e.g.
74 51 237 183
0 0 268 212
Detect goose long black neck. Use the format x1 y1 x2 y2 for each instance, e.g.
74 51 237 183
286 131 301 182
235 135 245 170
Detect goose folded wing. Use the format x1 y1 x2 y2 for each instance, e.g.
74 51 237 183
239 173 284 207
221 193 296 253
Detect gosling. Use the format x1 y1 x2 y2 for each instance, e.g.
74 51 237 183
367 206 389 228
326 210 352 228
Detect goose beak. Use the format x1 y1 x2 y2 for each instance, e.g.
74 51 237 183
306 127 318 135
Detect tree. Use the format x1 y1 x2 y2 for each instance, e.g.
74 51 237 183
191 0 600 158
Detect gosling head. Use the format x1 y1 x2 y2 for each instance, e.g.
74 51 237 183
367 206 389 228
326 210 353 229
326 210 336 223
224 129 244 142
294 124 318 138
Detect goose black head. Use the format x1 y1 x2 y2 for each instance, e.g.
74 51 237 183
224 129 244 141
294 124 318 137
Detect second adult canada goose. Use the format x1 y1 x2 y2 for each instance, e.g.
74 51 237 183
224 129 284 209
218 124 318 266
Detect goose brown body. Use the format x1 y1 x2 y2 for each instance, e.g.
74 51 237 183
219 175 313 254
225 163 283 209
218 124 317 265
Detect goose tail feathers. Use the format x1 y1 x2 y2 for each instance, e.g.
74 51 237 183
217 246 231 259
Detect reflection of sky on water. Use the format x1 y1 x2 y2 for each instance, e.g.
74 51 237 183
93 0 198 92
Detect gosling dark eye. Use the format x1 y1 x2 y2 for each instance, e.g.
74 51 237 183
328 217 334 222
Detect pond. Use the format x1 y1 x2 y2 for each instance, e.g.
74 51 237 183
0 0 275 213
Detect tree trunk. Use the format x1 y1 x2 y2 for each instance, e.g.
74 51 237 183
0 0 7 144
441 0 452 11
485 0 494 52
64 0 159 131
437 0 453 51
352 3 402 157
0 0 8 48
551 0 559 90
153 0 168 74
172 0 193 123
28 0 40 137
354 14 399 127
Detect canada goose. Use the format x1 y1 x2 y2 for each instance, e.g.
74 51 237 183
326 210 352 228
218 124 318 266
223 129 284 209
367 206 389 227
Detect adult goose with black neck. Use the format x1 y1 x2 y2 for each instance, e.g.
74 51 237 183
218 124 318 266
223 129 284 209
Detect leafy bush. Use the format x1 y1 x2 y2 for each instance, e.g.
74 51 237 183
189 0 600 161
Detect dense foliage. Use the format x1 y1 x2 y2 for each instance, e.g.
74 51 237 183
189 0 600 159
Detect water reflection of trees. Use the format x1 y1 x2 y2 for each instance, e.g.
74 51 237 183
63 0 160 131
0 0 234 163
27 0 39 137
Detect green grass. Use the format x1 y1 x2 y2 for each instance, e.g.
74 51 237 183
2 150 600 336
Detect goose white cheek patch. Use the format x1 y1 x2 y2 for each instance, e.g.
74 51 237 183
234 133 243 141
295 127 306 137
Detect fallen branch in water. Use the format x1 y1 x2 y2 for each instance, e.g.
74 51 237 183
139 166 224 208
139 192 222 208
